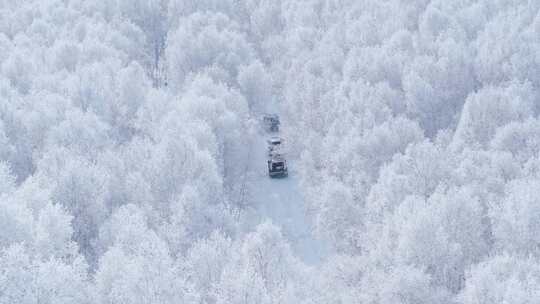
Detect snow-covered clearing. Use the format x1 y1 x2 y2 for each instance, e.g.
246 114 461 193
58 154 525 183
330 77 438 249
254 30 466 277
240 120 330 265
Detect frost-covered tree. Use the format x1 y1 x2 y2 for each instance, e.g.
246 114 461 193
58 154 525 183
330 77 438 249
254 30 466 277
491 178 540 256
184 231 232 303
458 254 540 304
216 221 307 304
49 156 109 265
452 82 537 150
0 245 91 304
95 205 198 304
117 0 169 86
166 12 255 88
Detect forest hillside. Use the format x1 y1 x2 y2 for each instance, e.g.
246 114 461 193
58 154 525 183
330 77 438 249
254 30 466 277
1 1 540 303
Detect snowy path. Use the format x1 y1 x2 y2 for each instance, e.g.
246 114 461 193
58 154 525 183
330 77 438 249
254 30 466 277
241 124 329 265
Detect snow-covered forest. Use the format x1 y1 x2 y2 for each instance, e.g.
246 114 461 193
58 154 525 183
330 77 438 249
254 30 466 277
1 0 540 303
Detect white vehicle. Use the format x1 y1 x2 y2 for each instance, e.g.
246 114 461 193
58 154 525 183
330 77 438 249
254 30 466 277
267 136 283 157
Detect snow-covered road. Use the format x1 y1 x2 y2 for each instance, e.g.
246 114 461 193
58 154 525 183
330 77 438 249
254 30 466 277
241 123 329 265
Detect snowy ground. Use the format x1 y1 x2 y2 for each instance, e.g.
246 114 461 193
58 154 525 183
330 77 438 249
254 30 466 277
241 122 330 265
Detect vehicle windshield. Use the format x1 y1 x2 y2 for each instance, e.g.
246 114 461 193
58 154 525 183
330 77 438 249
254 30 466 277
269 137 281 144
272 162 285 170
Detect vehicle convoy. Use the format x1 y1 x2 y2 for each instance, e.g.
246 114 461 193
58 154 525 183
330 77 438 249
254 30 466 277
268 154 288 178
263 114 280 132
263 114 288 178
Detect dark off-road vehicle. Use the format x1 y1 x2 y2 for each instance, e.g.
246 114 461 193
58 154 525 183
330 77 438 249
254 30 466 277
268 155 288 178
